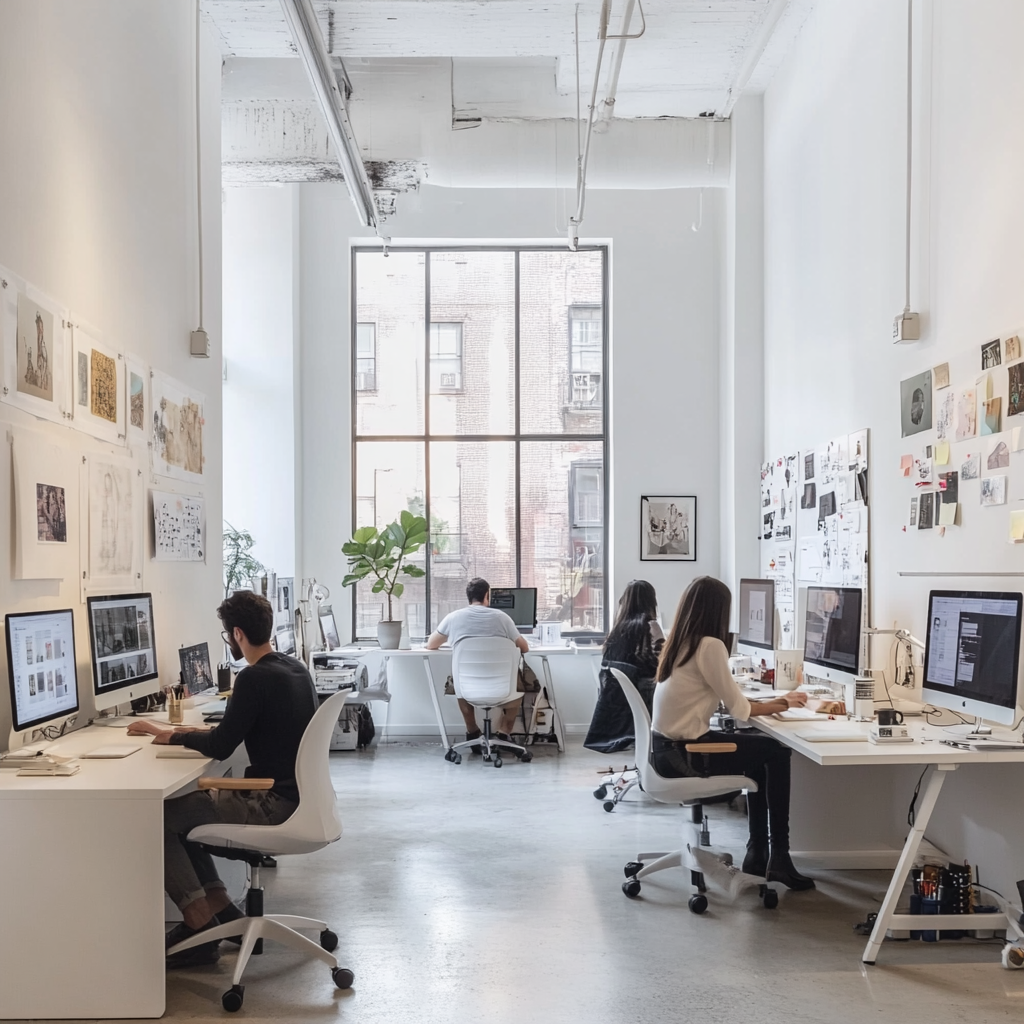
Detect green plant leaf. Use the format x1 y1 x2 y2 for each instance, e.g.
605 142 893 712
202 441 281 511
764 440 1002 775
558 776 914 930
342 541 367 556
341 573 367 588
353 526 378 544
402 564 426 577
391 581 405 598
399 509 415 532
371 578 386 594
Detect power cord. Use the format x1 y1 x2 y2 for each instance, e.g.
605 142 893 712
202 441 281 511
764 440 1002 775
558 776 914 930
907 766 928 827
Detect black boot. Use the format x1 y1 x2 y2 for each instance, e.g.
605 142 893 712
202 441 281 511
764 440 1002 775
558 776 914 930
741 838 769 878
766 849 816 891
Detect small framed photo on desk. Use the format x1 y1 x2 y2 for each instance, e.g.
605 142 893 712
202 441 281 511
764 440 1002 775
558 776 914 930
641 496 696 561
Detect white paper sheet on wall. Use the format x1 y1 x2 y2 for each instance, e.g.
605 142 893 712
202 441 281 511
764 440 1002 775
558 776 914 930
152 489 206 562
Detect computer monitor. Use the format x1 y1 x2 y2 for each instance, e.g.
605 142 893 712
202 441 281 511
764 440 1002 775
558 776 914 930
178 642 214 694
802 586 863 688
737 579 776 656
922 590 1022 728
87 593 161 713
319 606 341 651
5 608 80 738
275 624 297 657
489 587 538 632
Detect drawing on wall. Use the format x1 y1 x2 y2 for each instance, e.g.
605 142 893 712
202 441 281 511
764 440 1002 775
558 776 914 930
961 453 980 480
933 362 950 389
1009 364 1024 417
981 476 1007 506
956 388 977 440
918 492 935 530
804 453 814 480
90 348 117 423
77 351 88 406
125 355 149 444
151 372 205 481
987 441 1010 470
640 496 695 560
982 338 1002 369
16 295 54 401
933 390 954 441
900 370 932 437
129 372 145 429
939 471 959 504
90 460 135 579
981 397 1002 435
801 482 816 509
152 489 205 562
914 447 933 487
36 484 67 543
1006 336 1022 363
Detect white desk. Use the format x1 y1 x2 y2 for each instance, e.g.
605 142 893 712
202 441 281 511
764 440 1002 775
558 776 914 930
0 711 220 1020
332 644 601 752
752 715 1024 964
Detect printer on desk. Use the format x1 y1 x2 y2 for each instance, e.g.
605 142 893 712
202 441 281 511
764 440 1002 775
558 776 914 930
311 653 369 692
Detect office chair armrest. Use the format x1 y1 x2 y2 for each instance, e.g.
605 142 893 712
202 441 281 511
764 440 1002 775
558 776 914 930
683 743 738 754
197 777 275 791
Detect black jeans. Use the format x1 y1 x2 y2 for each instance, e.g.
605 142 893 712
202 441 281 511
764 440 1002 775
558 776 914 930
650 730 794 850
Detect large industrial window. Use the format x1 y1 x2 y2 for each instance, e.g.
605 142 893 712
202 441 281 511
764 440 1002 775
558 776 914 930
352 246 608 640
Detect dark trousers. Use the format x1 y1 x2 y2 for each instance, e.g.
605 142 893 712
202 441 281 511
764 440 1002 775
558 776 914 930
650 730 793 850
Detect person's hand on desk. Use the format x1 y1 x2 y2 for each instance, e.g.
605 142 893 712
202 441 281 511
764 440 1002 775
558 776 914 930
746 690 808 716
126 721 206 743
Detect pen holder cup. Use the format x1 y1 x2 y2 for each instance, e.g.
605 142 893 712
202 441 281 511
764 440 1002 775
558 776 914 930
167 695 183 725
217 667 232 693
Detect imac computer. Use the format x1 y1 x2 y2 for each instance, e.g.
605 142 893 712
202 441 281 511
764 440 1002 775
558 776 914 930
802 586 863 688
87 593 160 713
489 587 538 633
922 590 1023 729
5 608 80 745
737 579 776 659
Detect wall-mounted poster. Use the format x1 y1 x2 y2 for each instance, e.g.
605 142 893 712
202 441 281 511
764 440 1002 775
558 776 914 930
900 370 932 437
151 371 205 483
640 495 696 561
71 323 126 445
0 265 69 426
125 353 149 448
152 489 206 562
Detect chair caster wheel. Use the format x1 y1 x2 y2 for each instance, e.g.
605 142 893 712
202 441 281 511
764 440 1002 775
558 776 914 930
332 966 355 989
520 751 533 762
624 861 644 878
320 928 338 952
444 748 461 763
761 887 779 909
603 800 615 812
221 985 244 1012
453 752 462 764
688 894 708 915
494 757 503 768
259 855 277 868
622 879 641 898
594 785 608 799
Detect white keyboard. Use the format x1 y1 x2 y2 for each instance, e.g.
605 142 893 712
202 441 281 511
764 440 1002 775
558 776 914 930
81 745 141 759
796 728 866 743
155 747 206 759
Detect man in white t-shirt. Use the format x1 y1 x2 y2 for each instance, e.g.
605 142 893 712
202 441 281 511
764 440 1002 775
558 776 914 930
426 577 530 747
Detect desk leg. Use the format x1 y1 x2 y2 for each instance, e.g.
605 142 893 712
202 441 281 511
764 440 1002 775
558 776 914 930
421 655 449 749
538 655 565 753
862 764 954 965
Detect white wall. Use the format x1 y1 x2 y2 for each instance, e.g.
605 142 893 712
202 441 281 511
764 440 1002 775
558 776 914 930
764 0 1024 893
0 0 223 736
222 185 297 578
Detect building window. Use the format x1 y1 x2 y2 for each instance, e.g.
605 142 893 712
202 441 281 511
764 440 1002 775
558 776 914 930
429 323 463 393
352 247 607 639
355 323 376 391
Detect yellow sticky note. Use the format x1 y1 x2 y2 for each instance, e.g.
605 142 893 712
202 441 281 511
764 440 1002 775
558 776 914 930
935 442 950 466
939 502 957 527
1011 510 1024 543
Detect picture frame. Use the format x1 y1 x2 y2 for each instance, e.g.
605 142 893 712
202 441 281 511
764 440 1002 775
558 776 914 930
640 495 696 561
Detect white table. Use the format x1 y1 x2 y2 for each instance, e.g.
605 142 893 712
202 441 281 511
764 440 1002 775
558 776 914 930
0 709 223 1020
752 715 1024 964
332 644 601 752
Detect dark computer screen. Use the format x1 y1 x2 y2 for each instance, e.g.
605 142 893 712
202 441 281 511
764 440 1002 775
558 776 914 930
737 579 775 650
87 593 159 695
489 588 538 629
803 587 862 672
178 642 214 693
5 608 80 733
923 591 1022 710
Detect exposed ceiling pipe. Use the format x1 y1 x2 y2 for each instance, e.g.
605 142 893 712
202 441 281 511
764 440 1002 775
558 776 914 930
719 0 791 118
279 0 379 231
594 0 645 131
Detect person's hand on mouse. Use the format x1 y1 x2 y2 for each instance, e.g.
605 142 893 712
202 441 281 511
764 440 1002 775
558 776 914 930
782 690 808 708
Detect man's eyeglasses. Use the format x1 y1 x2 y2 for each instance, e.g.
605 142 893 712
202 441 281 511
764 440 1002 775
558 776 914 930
221 630 233 646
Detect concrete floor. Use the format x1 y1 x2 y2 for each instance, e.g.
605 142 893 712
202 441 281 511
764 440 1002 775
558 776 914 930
44 742 1024 1022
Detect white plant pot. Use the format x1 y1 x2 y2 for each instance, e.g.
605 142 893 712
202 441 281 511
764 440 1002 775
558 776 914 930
377 620 403 650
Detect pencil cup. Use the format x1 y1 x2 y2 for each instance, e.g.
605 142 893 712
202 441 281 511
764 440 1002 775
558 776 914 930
167 694 183 725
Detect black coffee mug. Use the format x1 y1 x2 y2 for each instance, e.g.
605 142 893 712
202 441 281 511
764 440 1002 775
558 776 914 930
877 707 904 726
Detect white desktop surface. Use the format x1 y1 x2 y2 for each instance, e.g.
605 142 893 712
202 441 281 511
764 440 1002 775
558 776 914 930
0 710 219 1020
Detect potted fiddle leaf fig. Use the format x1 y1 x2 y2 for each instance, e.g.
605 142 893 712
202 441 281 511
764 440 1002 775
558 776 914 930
342 511 427 649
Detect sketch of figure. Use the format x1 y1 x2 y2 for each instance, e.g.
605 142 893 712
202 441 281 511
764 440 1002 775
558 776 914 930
36 483 67 543
77 352 89 406
17 296 54 401
93 465 133 576
90 349 117 423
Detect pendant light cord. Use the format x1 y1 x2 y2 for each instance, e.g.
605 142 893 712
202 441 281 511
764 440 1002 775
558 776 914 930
195 0 205 331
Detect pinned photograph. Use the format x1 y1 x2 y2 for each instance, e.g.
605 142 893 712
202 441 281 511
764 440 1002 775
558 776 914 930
956 388 977 440
961 453 980 480
17 295 54 402
914 450 933 487
35 483 67 543
641 496 696 561
939 471 959 504
818 491 837 521
909 496 919 528
918 492 935 530
982 397 1002 435
988 441 1010 470
1006 336 1022 363
982 338 1002 369
933 362 950 389
981 475 1007 506
1009 364 1024 418
800 482 816 509
804 452 814 480
900 370 933 437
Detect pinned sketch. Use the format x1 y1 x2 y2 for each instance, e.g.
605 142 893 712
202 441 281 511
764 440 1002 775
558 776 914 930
1006 336 1022 363
36 484 67 543
982 397 1002 436
900 370 932 437
961 453 981 480
919 492 935 530
151 372 205 482
909 496 919 529
914 449 933 487
982 338 1002 369
939 471 958 504
125 354 149 446
956 388 977 440
152 489 205 562
1009 364 1024 417
89 458 139 585
933 362 950 389
801 482 816 508
981 476 1007 506
16 294 54 401
71 324 125 445
987 441 1010 470
935 390 955 441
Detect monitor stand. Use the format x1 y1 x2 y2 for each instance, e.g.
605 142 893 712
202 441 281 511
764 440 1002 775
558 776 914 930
943 716 993 738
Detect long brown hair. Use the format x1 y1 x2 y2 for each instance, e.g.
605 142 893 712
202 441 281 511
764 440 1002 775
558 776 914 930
603 580 660 672
656 576 732 681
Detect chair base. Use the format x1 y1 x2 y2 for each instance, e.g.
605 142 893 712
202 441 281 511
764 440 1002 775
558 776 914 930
444 710 533 766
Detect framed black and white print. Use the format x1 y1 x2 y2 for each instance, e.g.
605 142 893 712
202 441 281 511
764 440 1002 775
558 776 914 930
640 496 696 561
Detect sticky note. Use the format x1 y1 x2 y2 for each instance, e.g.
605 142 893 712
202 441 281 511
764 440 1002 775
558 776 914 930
900 454 913 477
1011 511 1024 543
939 502 957 527
935 442 950 466
1013 426 1024 453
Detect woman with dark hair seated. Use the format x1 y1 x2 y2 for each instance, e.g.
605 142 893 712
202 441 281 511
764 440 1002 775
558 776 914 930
651 576 815 890
584 580 664 753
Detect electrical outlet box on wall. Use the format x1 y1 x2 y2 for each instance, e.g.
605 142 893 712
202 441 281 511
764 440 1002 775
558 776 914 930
893 311 920 343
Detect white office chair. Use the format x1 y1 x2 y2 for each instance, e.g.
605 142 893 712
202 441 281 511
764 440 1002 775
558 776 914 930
444 637 533 767
610 668 778 912
166 690 353 1012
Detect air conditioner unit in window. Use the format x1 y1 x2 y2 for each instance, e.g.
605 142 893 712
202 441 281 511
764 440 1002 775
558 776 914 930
439 372 461 389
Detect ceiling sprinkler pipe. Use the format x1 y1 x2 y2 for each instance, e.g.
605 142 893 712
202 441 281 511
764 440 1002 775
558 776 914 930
594 0 637 132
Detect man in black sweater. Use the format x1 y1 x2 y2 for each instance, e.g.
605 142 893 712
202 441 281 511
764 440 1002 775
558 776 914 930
128 591 317 967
